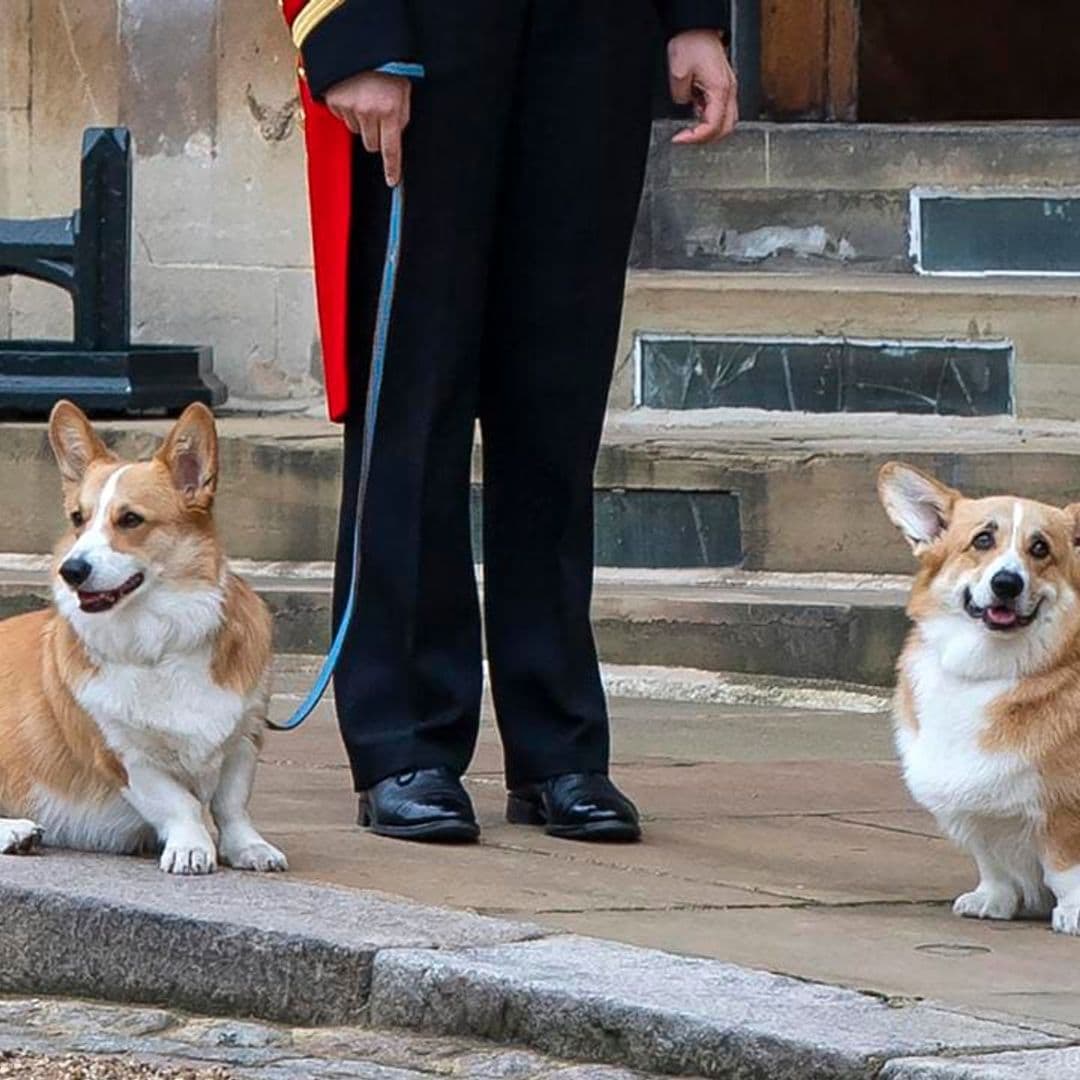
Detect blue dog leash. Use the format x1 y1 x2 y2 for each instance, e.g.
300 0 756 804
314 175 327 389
270 62 424 732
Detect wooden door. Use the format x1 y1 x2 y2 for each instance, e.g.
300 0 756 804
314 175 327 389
761 0 858 121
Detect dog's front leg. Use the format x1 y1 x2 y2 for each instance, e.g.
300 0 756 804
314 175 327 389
1044 861 1080 935
211 733 287 872
952 836 1024 921
123 760 217 875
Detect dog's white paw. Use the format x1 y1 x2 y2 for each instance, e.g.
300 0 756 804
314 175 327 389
160 841 217 876
0 819 44 855
953 886 1020 921
1052 904 1080 935
220 838 288 873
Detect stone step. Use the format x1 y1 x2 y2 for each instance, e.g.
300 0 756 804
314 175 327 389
635 121 1080 275
0 560 911 687
8 408 1080 574
614 271 1080 419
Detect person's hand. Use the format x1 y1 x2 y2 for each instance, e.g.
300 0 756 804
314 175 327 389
667 30 738 145
325 71 412 186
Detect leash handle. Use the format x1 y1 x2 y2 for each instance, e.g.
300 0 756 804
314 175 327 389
271 62 422 731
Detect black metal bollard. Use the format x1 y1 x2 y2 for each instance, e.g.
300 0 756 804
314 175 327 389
0 127 225 415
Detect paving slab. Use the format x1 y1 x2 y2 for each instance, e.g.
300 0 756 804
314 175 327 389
247 681 1080 1041
536 905 1080 1031
370 936 1065 1080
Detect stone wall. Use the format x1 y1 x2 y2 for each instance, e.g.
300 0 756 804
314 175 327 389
1 0 318 401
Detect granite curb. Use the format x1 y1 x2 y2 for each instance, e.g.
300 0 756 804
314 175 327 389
0 854 1076 1078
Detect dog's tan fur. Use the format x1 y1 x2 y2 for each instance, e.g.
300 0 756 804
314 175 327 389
0 402 283 874
881 462 1080 931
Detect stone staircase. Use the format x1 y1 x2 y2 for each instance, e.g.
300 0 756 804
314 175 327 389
6 122 1080 691
620 122 1080 420
3 407 1080 689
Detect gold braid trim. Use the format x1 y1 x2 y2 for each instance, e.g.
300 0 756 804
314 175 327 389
291 0 347 49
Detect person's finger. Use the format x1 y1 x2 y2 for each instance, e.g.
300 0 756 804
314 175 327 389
381 115 403 187
358 114 379 153
342 110 364 137
328 104 354 134
672 83 725 144
669 67 694 106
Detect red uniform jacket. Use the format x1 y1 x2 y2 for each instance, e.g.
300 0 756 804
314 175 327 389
282 0 355 421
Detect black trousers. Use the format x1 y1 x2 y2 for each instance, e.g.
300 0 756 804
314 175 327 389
333 0 659 791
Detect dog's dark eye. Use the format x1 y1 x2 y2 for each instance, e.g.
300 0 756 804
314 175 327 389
117 511 145 530
1030 538 1050 560
70 510 84 529
972 531 995 551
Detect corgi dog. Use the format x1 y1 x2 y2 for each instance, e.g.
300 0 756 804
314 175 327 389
879 463 1080 934
0 401 286 876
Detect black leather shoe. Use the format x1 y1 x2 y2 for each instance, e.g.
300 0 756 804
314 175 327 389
359 767 480 843
507 773 641 842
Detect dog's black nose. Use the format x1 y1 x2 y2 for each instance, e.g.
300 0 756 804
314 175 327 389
59 557 92 588
991 570 1025 600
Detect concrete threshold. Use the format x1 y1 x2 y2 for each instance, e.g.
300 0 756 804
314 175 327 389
0 852 1073 1080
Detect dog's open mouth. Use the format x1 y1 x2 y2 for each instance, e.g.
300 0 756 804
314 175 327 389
77 573 145 614
964 589 1042 632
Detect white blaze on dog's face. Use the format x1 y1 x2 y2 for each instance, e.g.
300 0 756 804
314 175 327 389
879 463 1080 676
48 401 222 617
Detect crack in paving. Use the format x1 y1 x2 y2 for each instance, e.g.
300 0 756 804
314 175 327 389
481 897 957 917
826 814 944 840
479 837 809 904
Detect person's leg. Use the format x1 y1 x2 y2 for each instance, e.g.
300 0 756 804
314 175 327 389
479 1 659 791
333 2 528 796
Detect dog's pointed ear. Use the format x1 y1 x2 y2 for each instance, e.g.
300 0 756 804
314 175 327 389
1064 503 1080 549
48 400 115 487
879 463 959 554
156 403 218 511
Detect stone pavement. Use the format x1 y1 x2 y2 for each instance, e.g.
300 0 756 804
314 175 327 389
258 657 1080 1038
0 996 651 1079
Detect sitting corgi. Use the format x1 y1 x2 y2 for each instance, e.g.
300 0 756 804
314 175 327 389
879 463 1080 934
0 401 286 875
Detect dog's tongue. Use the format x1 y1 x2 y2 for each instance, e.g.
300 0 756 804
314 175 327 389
78 590 119 614
987 605 1019 628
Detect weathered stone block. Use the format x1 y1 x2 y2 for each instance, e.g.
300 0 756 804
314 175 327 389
132 264 277 395
0 0 30 111
371 936 1063 1079
645 189 909 272
883 1048 1080 1079
0 853 540 1026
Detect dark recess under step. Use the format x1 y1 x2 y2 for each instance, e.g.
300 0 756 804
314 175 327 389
469 487 742 569
916 194 1080 274
639 335 1014 416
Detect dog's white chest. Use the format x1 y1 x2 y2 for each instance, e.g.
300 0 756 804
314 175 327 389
899 647 1042 822
76 649 246 775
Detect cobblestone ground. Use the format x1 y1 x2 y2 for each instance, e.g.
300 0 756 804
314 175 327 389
0 997 656 1080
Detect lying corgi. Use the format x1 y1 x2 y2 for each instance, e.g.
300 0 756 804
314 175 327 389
0 401 286 876
880 463 1080 934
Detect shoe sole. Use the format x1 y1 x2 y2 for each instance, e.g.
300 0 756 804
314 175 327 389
359 807 480 844
506 795 641 843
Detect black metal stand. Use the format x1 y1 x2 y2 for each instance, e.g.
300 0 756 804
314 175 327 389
0 128 225 415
